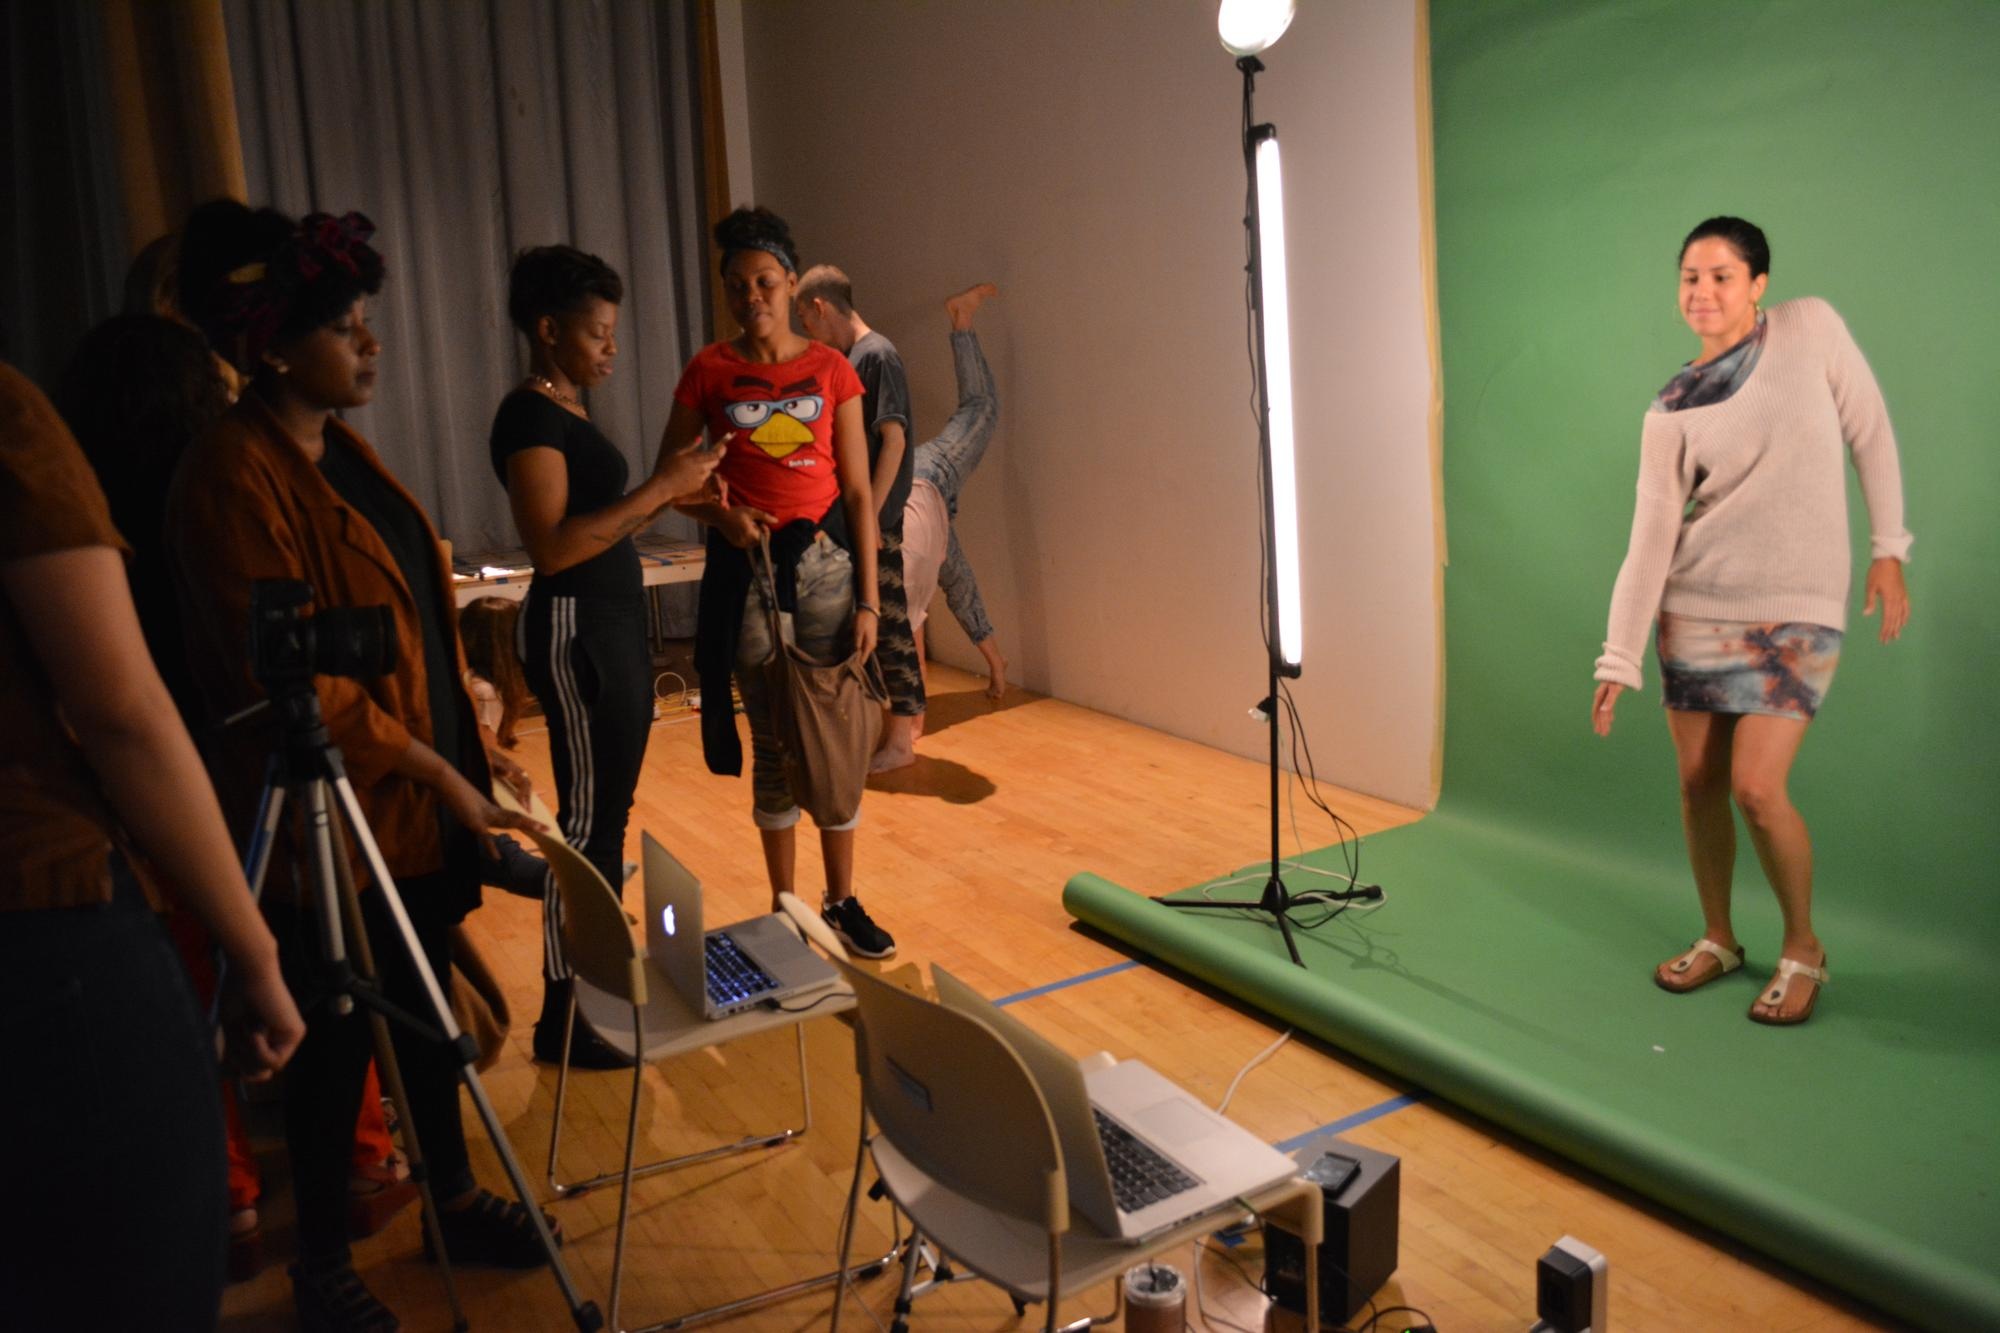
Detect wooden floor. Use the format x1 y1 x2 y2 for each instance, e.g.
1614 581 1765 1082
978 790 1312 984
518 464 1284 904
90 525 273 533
220 666 1899 1331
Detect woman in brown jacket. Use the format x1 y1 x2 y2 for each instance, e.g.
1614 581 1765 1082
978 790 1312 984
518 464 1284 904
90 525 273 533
169 199 546 1332
1 359 305 1333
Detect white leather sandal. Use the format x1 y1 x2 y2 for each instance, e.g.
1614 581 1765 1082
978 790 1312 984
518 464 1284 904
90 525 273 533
1655 938 1746 993
1750 956 1828 1026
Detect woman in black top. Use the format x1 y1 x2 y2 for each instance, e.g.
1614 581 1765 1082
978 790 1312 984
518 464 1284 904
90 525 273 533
491 245 717 1066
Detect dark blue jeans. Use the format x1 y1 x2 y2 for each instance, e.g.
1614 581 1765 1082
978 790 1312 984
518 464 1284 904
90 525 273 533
0 860 227 1330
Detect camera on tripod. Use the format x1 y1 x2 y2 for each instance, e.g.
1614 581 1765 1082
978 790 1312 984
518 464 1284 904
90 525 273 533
249 579 397 691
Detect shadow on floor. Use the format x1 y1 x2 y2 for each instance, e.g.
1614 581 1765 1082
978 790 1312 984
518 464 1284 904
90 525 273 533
917 684 1037 739
865 751 997 804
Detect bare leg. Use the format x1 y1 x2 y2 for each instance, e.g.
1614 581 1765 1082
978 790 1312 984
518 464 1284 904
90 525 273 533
974 634 1008 701
1731 715 1823 1020
821 827 855 904
1658 709 1740 985
945 282 998 332
760 826 796 912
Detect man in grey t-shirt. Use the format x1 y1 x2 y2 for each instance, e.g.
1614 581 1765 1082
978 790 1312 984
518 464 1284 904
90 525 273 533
798 264 922 770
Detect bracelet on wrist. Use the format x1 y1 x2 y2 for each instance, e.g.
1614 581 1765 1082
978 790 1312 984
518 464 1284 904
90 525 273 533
855 602 880 615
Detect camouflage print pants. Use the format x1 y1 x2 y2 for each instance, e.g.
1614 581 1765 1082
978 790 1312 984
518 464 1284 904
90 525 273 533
875 530 925 717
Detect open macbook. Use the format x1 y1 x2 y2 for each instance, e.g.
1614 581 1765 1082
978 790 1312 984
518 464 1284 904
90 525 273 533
931 965 1297 1241
642 832 837 1019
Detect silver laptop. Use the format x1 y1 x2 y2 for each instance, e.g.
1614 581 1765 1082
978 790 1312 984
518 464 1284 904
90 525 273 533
931 965 1297 1241
642 832 837 1019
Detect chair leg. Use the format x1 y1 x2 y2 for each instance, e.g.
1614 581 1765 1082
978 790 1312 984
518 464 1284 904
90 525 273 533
1045 1231 1062 1333
545 987 580 1191
796 1023 813 1135
608 1003 645 1333
890 1221 927 1333
549 1011 810 1196
830 1088 871 1333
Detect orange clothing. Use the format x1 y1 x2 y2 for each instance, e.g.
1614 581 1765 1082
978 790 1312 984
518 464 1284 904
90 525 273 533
166 393 489 899
0 363 131 911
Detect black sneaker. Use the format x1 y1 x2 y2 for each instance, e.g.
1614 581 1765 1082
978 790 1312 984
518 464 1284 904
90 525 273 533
531 979 635 1069
291 1261 399 1333
822 896 896 960
478 834 549 900
424 1189 561 1269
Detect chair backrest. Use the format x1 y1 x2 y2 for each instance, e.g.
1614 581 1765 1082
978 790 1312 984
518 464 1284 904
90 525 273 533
837 959 1067 1231
540 834 647 1006
495 784 646 1005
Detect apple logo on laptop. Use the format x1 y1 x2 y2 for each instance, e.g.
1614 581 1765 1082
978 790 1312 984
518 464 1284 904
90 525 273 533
661 904 677 937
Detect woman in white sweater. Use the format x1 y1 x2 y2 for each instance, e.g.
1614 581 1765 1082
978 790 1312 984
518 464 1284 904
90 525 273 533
1591 216 1911 1026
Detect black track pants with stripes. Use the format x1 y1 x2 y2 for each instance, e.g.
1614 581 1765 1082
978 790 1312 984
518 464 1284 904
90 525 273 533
521 589 652 979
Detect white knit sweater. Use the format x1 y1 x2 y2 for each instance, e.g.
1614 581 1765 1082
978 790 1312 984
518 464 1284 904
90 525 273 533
1595 297 1912 690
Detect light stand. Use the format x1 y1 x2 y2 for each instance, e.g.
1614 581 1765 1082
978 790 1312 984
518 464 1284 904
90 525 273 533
1155 45 1379 968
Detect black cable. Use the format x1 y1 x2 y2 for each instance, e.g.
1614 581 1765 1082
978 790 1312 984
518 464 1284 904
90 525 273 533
768 991 847 1015
1362 1304 1437 1332
1198 1236 1266 1294
1275 680 1369 910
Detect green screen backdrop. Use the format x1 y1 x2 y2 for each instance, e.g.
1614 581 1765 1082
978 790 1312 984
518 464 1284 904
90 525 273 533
1430 0 1999 920
1068 2 2000 1325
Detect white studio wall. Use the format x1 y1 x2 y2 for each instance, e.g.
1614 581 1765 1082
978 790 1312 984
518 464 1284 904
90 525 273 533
728 0 1439 810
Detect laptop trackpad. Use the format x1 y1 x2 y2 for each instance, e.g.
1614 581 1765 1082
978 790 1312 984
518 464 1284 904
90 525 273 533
1131 1097 1218 1149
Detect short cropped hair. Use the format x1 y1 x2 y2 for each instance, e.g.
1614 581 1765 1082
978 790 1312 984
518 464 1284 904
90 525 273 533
507 245 624 337
796 264 854 315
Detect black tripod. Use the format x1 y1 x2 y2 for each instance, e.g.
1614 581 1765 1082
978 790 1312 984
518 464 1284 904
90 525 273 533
238 676 602 1331
1155 55 1380 968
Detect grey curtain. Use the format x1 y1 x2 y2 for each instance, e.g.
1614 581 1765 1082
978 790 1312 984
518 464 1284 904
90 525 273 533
222 0 711 567
1 0 127 379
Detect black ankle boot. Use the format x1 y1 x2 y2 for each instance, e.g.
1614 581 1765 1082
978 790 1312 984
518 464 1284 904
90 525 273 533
291 1260 399 1332
531 978 633 1069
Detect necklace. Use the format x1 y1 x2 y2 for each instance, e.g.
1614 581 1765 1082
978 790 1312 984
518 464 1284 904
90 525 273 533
527 374 585 414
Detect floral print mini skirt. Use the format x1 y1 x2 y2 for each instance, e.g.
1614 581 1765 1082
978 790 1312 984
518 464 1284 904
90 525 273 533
1656 615 1842 720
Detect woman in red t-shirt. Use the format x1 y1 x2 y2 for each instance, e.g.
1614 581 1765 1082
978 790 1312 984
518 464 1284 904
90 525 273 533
661 207 896 960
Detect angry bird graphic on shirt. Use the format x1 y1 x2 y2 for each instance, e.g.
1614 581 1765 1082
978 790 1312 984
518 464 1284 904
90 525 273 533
724 373 825 459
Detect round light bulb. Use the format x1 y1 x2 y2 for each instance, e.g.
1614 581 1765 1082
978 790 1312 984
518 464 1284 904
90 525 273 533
1218 0 1295 56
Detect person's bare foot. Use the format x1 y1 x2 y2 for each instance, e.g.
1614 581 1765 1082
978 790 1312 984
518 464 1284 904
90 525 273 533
1653 935 1743 993
1749 945 1827 1024
946 282 999 332
976 638 1009 700
871 714 916 772
870 743 915 774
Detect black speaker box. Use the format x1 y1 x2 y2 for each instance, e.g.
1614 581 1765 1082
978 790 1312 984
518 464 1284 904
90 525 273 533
1262 1133 1399 1324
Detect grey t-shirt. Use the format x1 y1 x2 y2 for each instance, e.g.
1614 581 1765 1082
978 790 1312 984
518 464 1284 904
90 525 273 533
849 330 913 534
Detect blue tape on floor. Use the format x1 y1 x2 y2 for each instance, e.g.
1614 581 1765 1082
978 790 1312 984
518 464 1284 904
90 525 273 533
1277 1092 1429 1153
993 959 1143 1007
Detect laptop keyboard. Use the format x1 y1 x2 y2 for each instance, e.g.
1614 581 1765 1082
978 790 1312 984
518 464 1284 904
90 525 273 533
1093 1108 1199 1213
704 932 779 1007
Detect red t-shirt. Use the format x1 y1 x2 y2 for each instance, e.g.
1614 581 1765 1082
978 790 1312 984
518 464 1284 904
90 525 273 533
672 340 863 528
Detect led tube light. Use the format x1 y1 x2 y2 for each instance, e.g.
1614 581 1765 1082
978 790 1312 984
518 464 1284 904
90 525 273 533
1256 131 1303 670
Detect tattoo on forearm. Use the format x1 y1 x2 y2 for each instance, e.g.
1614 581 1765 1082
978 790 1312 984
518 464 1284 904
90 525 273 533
594 511 650 549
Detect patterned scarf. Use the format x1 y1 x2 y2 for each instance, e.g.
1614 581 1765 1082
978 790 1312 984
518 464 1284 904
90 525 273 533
1655 310 1767 412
